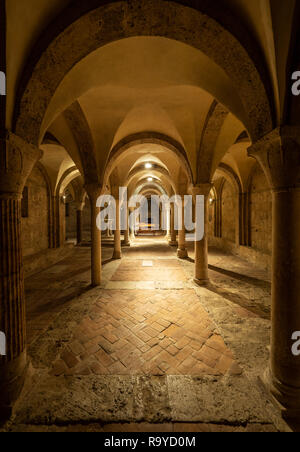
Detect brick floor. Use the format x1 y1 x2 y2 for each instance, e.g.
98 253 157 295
24 240 242 379
51 265 239 377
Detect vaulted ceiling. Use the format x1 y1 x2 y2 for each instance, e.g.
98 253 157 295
5 0 300 196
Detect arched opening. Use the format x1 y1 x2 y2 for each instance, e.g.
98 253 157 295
3 0 299 432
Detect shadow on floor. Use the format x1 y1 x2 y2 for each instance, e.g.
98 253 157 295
205 282 270 320
187 257 270 288
208 264 271 288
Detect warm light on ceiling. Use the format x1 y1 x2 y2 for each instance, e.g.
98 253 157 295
145 163 152 169
147 177 153 182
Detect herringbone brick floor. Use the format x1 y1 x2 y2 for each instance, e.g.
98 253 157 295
51 254 241 377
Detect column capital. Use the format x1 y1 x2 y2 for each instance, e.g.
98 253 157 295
190 183 213 197
0 131 43 196
75 201 84 211
248 126 300 190
84 183 103 201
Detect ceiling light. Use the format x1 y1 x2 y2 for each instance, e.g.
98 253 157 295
145 163 152 169
147 177 153 182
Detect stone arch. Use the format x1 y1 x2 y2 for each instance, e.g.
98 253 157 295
217 163 242 195
13 0 273 147
104 132 193 187
135 182 168 197
198 102 229 183
63 102 98 184
56 166 81 197
51 166 80 247
126 168 176 195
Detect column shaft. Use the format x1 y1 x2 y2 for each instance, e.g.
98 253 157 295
123 209 130 246
194 196 209 285
76 209 83 245
269 188 300 409
169 204 177 246
0 195 27 416
177 199 188 259
87 187 103 287
193 185 211 286
0 133 42 418
113 198 121 259
247 127 300 413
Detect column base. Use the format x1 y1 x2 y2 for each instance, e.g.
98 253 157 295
262 366 300 419
177 248 188 259
123 241 131 247
169 241 178 247
113 251 122 260
0 351 29 422
194 277 209 287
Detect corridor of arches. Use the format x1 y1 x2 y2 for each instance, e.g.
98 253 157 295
1 0 300 432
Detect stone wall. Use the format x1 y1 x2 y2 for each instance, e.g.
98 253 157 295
208 200 215 238
221 180 237 243
66 202 77 241
21 166 49 257
83 199 91 241
66 199 91 242
209 168 272 273
250 165 272 255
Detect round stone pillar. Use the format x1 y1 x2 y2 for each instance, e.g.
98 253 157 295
249 127 300 414
113 197 122 260
177 197 188 259
269 187 300 411
0 133 41 418
129 207 135 241
169 203 178 246
123 209 130 247
0 193 27 418
76 208 83 245
193 184 212 286
86 184 103 287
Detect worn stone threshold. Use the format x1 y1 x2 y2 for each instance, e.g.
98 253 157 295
8 372 289 432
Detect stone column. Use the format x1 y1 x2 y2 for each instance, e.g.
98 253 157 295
106 220 111 238
48 195 56 248
192 184 212 286
76 208 83 245
177 196 188 259
112 188 122 260
86 184 102 287
214 190 222 238
0 133 42 418
248 127 300 413
50 194 60 248
129 207 135 241
169 203 178 246
239 192 251 246
123 209 130 247
165 207 171 241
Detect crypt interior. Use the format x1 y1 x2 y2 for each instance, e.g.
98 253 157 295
1 0 300 432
